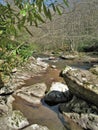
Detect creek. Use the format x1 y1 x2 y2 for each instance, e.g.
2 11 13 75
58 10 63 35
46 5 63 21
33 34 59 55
12 54 98 130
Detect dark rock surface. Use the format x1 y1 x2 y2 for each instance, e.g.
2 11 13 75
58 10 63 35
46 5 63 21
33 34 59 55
44 90 72 105
59 96 98 114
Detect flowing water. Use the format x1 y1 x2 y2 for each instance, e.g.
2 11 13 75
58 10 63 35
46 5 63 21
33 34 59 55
13 68 68 130
12 54 98 130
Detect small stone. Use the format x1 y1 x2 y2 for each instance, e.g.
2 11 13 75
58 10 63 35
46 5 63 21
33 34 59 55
51 65 56 69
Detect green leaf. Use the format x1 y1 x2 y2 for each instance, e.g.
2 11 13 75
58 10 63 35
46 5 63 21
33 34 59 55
0 30 3 35
38 0 42 12
34 13 45 23
9 24 16 35
12 50 16 56
20 10 26 16
34 20 38 27
63 0 69 7
17 23 22 30
56 6 62 15
28 12 33 25
52 4 56 12
47 9 52 20
43 3 48 17
21 16 26 25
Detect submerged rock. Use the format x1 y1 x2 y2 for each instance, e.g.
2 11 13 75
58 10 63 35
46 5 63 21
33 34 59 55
15 83 47 105
61 66 98 107
23 124 49 130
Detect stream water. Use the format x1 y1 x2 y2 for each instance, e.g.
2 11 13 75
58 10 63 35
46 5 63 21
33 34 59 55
12 55 98 130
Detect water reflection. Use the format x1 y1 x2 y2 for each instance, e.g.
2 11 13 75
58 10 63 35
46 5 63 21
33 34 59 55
41 99 84 130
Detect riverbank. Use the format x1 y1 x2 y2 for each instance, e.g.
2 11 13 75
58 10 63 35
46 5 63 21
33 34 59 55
0 52 98 130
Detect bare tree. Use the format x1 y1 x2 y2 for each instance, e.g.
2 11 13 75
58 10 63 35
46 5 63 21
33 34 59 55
28 0 98 52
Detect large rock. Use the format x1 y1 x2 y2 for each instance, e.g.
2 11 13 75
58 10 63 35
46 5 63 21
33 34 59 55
15 83 47 105
62 66 98 107
44 82 72 105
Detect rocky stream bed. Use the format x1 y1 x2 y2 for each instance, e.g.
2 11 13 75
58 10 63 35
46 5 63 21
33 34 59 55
0 53 98 130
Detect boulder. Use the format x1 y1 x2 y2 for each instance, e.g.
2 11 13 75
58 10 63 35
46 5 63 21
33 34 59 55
44 82 72 105
15 83 47 105
62 66 98 107
44 90 72 105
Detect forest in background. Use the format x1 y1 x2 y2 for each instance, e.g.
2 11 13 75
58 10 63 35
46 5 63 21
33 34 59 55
27 0 98 52
0 0 98 78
